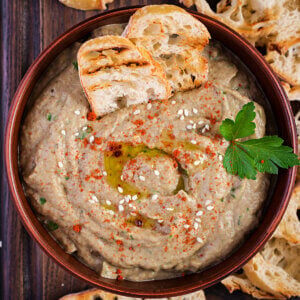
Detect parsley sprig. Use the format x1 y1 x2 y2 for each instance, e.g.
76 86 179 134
220 102 299 179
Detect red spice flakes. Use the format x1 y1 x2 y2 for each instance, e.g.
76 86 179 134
87 111 97 121
94 137 103 145
117 275 124 281
132 119 144 126
73 224 82 232
164 246 168 252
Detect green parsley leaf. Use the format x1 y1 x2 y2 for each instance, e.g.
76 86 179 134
78 126 92 140
220 103 300 179
46 220 59 231
47 113 52 121
72 61 78 70
220 102 256 141
39 197 46 205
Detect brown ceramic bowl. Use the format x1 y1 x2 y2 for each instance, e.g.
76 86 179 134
5 6 298 298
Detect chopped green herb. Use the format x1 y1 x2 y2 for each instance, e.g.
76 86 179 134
46 220 59 231
238 215 242 226
78 126 93 140
39 197 46 205
65 176 70 180
47 113 52 121
246 207 249 211
72 61 78 70
220 198 224 202
220 102 300 179
130 235 134 240
169 235 173 238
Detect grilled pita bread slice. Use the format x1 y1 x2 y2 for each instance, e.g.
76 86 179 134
59 0 113 10
265 43 300 86
78 36 171 117
243 252 300 298
273 184 300 245
222 273 282 299
123 5 210 93
59 288 206 300
180 0 278 44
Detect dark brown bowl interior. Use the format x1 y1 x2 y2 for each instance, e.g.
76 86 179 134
5 6 298 298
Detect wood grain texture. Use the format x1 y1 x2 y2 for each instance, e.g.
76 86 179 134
0 0 258 299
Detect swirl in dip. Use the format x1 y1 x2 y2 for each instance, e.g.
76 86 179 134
20 25 269 281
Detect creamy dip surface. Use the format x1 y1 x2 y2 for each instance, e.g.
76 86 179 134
20 24 270 281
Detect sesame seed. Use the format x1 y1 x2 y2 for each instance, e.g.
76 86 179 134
132 195 138 201
61 130 66 136
151 194 158 200
118 186 123 193
184 224 190 229
158 219 164 223
219 155 223 161
194 222 199 229
189 120 194 124
106 200 111 205
191 140 197 144
92 195 98 202
205 124 210 130
133 109 140 115
197 237 203 243
184 109 189 116
193 108 198 114
83 126 88 131
128 203 133 207
139 175 145 181
193 124 196 129
74 110 80 115
119 199 125 204
131 205 137 210
109 210 114 215
196 211 203 216
147 103 152 110
205 200 212 205
201 127 206 133
125 195 131 201
194 160 201 166
166 207 174 211
178 109 183 115
0 241 2 248
119 204 124 212
75 132 79 137
180 115 185 120
120 175 124 181
186 125 193 130
89 135 94 143
103 171 107 176
58 162 63 168
130 212 137 216
207 205 214 211
171 100 176 104
154 170 160 176
195 218 201 222
198 120 204 125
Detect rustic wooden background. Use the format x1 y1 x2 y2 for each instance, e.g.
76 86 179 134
0 0 281 299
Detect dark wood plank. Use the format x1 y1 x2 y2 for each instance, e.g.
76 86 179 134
0 0 257 299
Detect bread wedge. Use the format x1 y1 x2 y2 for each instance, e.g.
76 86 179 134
59 0 113 10
77 36 171 117
180 0 278 44
123 5 210 93
265 43 300 86
59 288 206 300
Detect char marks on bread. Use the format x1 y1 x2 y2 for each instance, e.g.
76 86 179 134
77 35 171 117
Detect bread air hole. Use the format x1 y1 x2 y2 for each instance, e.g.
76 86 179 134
143 23 162 35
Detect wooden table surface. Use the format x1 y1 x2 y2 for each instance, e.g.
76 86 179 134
0 1 268 299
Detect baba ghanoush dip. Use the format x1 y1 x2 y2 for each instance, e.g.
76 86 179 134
20 24 270 281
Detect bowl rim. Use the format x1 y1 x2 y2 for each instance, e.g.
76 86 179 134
4 5 298 298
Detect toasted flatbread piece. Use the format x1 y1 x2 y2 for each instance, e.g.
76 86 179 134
281 81 300 101
243 252 300 298
273 185 300 245
59 0 113 10
60 288 206 300
180 0 278 44
78 36 171 117
265 43 300 86
123 5 210 93
222 273 282 299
